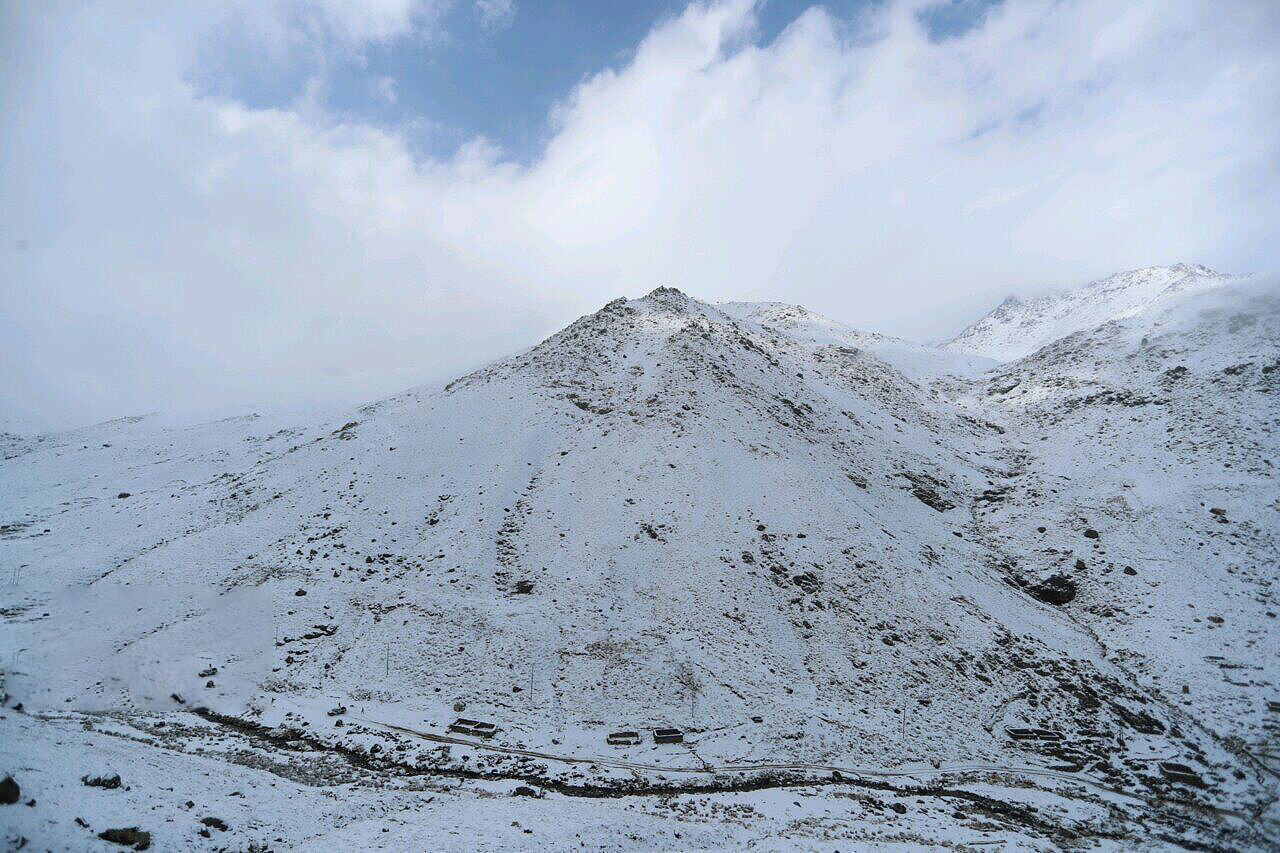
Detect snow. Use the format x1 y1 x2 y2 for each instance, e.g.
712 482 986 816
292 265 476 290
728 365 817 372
945 263 1241 361
1 272 1277 850
719 300 999 380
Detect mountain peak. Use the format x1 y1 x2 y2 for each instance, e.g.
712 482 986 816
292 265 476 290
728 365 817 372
641 285 694 311
1170 261 1219 276
1082 262 1225 294
947 264 1239 361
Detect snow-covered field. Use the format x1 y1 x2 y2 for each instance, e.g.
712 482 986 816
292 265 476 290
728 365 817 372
2 266 1277 850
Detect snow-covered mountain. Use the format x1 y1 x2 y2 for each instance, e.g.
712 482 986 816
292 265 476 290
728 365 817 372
1 275 1276 851
718 300 999 380
946 263 1240 361
962 277 1280 743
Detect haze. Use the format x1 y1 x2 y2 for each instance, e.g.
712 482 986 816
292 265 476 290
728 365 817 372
2 0 1278 429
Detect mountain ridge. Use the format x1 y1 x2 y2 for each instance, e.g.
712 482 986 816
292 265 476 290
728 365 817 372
946 263 1243 361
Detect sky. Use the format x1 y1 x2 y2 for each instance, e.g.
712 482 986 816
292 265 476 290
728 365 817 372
2 0 1278 429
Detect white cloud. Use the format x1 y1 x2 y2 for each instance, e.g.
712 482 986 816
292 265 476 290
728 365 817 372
475 0 516 32
2 0 1278 426
373 75 399 103
235 0 447 48
312 0 425 42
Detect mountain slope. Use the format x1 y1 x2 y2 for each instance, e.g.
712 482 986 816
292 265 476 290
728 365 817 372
717 300 998 380
946 263 1240 361
956 277 1280 758
1 283 1277 850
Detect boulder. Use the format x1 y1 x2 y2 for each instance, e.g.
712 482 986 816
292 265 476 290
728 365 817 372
1028 574 1077 605
0 775 18 805
82 773 122 789
98 827 151 850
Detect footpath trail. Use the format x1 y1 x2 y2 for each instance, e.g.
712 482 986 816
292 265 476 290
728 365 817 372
357 715 1247 820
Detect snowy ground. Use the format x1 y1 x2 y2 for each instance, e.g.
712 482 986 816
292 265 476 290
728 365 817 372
0 709 1231 851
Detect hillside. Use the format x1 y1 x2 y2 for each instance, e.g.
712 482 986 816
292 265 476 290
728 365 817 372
946 264 1239 361
1 278 1277 850
956 278 1280 755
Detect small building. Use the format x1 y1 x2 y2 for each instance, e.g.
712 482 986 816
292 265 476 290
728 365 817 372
653 727 684 744
449 718 497 739
1159 761 1204 788
1005 726 1062 743
606 731 642 746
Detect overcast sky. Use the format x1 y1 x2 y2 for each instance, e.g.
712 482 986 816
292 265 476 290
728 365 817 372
3 0 1278 429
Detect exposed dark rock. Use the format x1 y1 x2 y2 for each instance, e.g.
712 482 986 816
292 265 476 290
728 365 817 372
1109 702 1164 734
974 486 1011 505
82 773 121 789
1083 529 1099 539
1028 574 1077 605
900 473 956 512
200 817 228 831
0 775 19 805
791 572 821 593
565 393 612 415
98 827 151 850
